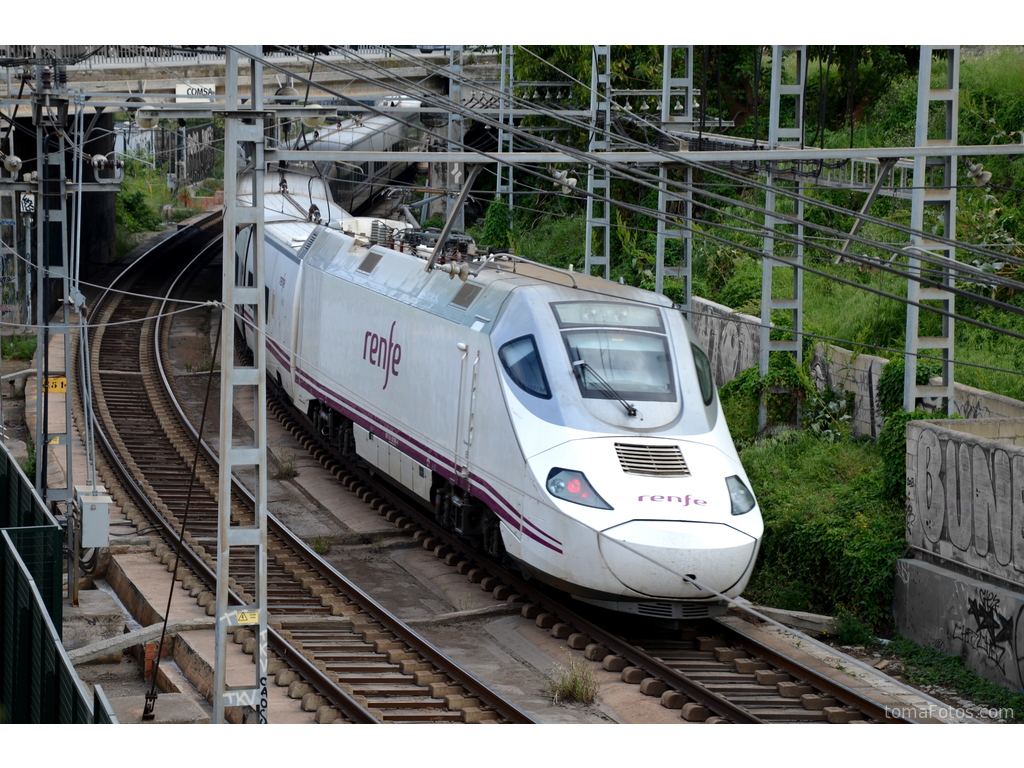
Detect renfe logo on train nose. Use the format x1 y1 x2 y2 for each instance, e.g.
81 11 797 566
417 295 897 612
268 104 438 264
364 321 402 389
638 494 707 506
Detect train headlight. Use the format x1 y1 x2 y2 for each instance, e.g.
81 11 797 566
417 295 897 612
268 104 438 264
726 475 756 516
546 468 613 510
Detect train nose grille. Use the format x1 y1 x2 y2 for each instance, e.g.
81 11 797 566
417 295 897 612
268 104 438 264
614 443 690 477
635 601 717 619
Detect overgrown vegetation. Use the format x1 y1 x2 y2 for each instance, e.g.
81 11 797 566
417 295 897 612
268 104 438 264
114 146 214 258
273 451 298 480
310 536 332 556
737 428 906 630
884 635 1024 722
505 47 1024 405
19 438 35 479
1 335 36 361
547 655 598 706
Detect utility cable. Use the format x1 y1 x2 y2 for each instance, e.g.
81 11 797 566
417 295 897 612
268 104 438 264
277 44 1024 280
237 48 1024 332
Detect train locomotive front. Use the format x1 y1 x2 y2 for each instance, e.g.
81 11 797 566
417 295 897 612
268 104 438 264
485 273 763 619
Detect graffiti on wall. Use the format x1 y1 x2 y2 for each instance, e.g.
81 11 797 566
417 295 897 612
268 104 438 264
907 425 1024 586
948 583 1024 689
809 345 887 438
688 299 760 387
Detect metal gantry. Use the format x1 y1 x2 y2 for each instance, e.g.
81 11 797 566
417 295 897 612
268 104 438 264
214 45 269 724
445 46 467 231
584 45 612 279
904 46 959 414
759 46 807 429
496 45 515 214
655 45 694 311
32 68 74 508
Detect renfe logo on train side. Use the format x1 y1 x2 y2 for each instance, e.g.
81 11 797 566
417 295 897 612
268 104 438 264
364 321 402 389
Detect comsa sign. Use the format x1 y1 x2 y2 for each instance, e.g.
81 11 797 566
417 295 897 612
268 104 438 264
175 83 216 103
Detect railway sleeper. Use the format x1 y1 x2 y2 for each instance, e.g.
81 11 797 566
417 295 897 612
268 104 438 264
367 698 449 710
734 658 771 673
754 669 791 685
777 681 814 698
314 705 344 724
747 708 829 723
445 694 481 710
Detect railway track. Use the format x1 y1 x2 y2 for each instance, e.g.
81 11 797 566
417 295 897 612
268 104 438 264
81 217 919 724
82 216 533 724
261 349 920 725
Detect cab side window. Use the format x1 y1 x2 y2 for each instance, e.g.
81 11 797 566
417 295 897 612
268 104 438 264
499 335 551 399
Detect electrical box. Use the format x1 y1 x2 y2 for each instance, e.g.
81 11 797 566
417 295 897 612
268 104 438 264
75 485 111 548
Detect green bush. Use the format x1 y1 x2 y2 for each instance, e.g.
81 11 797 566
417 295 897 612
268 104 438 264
1 335 36 361
875 355 950 500
741 430 906 629
477 200 512 250
115 188 163 233
719 354 816 442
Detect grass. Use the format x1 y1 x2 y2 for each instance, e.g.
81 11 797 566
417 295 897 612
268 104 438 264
1 335 37 361
547 655 598 706
884 635 1024 723
310 536 331 556
272 451 298 480
19 439 35 479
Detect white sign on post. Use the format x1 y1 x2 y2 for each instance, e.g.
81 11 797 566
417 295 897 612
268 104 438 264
175 83 216 103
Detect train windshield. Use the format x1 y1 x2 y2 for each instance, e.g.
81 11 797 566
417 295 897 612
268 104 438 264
553 302 675 403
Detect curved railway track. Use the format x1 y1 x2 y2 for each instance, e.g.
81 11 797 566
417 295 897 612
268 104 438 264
81 216 918 725
82 216 533 724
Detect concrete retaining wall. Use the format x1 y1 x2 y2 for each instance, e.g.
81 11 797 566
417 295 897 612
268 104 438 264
689 297 760 387
900 418 1024 691
810 344 1024 438
894 559 1024 692
905 419 1024 587
810 345 888 438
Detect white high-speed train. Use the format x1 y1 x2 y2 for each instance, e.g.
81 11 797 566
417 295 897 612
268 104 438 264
277 98 420 214
237 174 763 621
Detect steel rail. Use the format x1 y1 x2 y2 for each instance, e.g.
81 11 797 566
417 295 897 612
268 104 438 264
269 394 760 723
151 238 535 724
84 220 381 723
713 620 915 724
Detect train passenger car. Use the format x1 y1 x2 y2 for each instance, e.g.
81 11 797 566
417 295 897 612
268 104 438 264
237 207 763 621
281 99 421 214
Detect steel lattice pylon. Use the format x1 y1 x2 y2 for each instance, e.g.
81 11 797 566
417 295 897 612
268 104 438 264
584 45 611 279
655 45 694 311
446 46 467 231
496 45 515 212
214 45 269 724
904 46 959 414
759 46 807 429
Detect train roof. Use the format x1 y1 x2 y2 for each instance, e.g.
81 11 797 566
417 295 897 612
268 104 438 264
284 110 415 150
299 225 675 331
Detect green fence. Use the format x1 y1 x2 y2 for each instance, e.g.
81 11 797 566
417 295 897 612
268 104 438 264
0 446 62 629
0 445 117 724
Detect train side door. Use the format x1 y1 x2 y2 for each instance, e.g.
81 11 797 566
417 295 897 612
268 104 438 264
454 341 479 487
